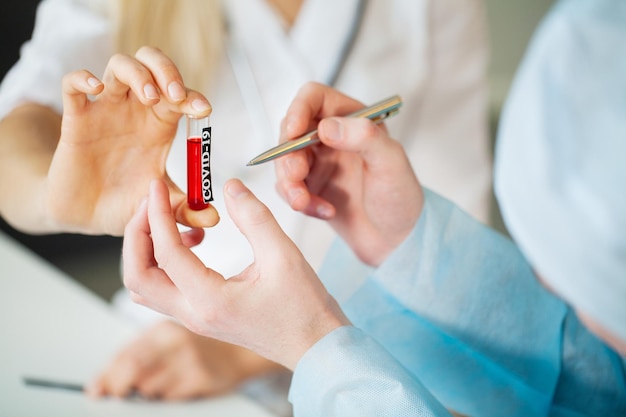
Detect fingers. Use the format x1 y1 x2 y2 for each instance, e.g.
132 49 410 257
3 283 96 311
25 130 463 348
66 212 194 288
171 191 221 230
161 179 220 229
134 46 187 103
99 47 212 117
176 204 220 229
123 179 225 327
224 179 294 263
318 116 406 172
123 197 152 267
133 46 212 118
280 82 399 173
275 83 366 214
61 70 104 113
122 195 185 317
274 162 312 212
136 365 211 401
179 227 205 248
87 350 153 398
144 180 225 304
275 83 362 181
101 52 161 105
281 82 364 140
87 321 174 399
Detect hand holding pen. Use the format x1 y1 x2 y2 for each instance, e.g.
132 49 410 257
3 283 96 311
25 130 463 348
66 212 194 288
273 82 424 267
247 94 402 166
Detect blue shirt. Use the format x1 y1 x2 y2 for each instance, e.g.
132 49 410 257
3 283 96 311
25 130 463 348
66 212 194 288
291 189 625 416
288 0 626 415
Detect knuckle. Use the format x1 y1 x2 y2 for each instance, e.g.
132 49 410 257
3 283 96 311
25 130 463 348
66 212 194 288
174 326 194 344
300 81 322 95
122 272 136 291
244 203 274 227
182 319 204 337
182 343 203 364
112 354 143 379
107 52 131 67
135 46 180 81
128 290 144 305
157 319 181 335
137 384 157 398
61 70 83 84
154 247 175 272
156 62 181 80
182 308 217 337
359 118 382 137
135 45 162 57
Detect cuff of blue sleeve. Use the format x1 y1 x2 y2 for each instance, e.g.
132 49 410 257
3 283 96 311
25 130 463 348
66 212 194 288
288 326 449 417
373 188 453 296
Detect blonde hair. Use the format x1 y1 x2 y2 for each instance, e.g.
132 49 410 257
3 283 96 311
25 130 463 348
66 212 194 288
112 0 225 92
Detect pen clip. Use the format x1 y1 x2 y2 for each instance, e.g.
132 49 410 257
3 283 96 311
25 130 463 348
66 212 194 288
369 108 400 123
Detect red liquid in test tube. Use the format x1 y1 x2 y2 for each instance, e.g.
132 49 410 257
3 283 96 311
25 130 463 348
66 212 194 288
186 115 213 211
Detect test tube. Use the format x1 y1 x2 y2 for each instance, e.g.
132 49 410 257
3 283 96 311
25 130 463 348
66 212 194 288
186 115 213 211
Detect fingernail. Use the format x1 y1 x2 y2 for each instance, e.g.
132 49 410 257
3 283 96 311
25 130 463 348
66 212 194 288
143 84 159 100
87 77 102 88
226 181 249 199
167 81 186 102
285 115 297 136
192 98 211 113
84 381 100 397
288 187 304 203
138 196 148 211
285 157 298 177
322 118 342 142
316 204 334 219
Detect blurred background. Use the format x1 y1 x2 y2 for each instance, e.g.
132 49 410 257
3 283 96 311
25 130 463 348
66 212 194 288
0 0 554 301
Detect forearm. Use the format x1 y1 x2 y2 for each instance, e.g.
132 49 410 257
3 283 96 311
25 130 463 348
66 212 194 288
372 188 566 349
0 103 62 233
323 189 568 415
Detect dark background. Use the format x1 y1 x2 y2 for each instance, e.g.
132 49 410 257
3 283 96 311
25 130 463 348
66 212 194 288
0 1 39 78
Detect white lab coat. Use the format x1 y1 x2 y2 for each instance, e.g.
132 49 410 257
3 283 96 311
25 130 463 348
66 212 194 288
0 0 491 305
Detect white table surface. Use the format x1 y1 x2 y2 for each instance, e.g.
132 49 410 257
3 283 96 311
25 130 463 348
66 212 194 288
0 231 275 417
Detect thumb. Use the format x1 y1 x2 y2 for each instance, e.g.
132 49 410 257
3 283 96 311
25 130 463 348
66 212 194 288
317 117 406 171
224 179 293 262
166 179 220 229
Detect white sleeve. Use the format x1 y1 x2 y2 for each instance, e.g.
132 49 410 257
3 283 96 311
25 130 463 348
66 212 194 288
402 0 492 224
0 0 112 119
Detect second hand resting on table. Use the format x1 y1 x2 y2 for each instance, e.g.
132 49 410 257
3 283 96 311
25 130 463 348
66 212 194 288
86 320 282 400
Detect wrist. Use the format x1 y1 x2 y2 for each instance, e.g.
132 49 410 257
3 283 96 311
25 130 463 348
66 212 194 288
285 298 351 371
0 175 62 234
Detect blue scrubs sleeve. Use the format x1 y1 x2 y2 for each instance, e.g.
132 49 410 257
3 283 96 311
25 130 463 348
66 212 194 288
318 189 568 416
289 326 453 417
308 0 626 415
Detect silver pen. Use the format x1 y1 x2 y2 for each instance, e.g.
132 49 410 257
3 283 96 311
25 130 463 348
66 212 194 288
246 95 403 166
